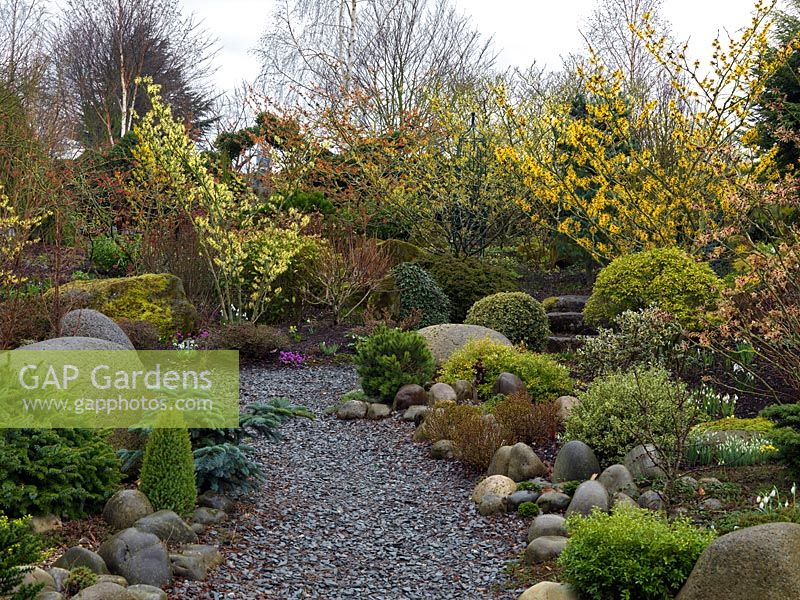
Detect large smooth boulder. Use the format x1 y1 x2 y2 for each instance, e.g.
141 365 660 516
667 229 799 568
624 444 666 480
392 384 427 411
507 443 547 482
417 324 512 365
552 440 601 483
554 396 579 422
103 490 154 531
536 492 571 513
507 490 541 512
637 489 665 511
524 536 568 564
60 309 134 349
73 582 135 600
134 510 197 544
487 446 512 477
53 546 109 574
677 523 800 600
565 480 609 517
430 440 455 460
50 273 196 337
127 585 168 600
191 507 227 526
197 492 234 513
98 528 171 587
528 514 568 542
597 464 639 498
429 383 458 404
17 336 127 351
478 494 506 516
337 400 368 420
366 402 391 419
493 372 526 396
177 544 223 570
169 553 207 581
18 567 56 593
518 582 579 600
472 475 517 504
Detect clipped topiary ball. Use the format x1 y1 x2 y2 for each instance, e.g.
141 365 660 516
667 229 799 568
139 428 197 516
392 262 451 328
583 247 721 330
465 291 550 349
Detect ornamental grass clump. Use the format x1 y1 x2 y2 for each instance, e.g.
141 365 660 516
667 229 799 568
559 506 715 600
139 427 197 515
354 325 435 402
465 291 549 349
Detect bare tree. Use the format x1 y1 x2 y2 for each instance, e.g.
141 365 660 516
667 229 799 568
0 0 48 88
53 0 218 148
257 0 495 131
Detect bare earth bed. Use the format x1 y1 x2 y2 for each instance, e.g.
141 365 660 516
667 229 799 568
171 364 527 599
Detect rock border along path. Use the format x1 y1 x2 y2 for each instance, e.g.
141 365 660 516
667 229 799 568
172 365 527 599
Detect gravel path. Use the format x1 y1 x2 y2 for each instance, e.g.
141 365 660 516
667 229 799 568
172 365 528 600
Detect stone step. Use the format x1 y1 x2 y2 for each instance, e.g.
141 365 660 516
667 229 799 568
547 312 595 335
546 295 590 313
547 335 588 353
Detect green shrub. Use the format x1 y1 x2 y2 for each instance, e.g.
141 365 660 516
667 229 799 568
90 235 137 274
416 255 519 322
65 567 97 595
465 291 550 349
693 416 774 433
0 430 121 519
559 480 581 496
759 404 800 474
354 326 436 402
392 263 450 328
139 428 197 515
713 506 800 535
577 307 687 379
564 367 698 463
0 514 43 599
559 506 715 600
518 502 540 517
583 247 721 330
439 338 572 401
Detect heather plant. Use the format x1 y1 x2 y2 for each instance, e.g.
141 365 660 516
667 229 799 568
559 506 715 600
465 291 549 349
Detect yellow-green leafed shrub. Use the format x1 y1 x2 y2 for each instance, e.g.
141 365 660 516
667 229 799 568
465 291 550 350
583 247 721 330
439 338 572 402
52 273 196 337
139 428 197 516
0 514 43 598
693 416 774 433
565 367 699 463
559 506 715 600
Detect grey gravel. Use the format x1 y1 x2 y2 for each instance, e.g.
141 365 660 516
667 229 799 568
171 365 527 599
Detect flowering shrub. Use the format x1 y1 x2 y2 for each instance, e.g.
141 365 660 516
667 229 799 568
279 351 305 367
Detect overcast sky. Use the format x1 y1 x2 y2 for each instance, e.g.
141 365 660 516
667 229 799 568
182 0 764 93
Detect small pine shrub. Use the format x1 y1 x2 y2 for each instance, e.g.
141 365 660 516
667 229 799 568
0 430 121 519
518 502 540 517
139 428 197 515
416 255 519 322
439 338 572 401
577 307 686 379
559 506 715 600
465 291 550 349
392 263 450 328
564 367 698 463
65 567 97 595
583 247 721 330
0 514 43 599
354 326 436 402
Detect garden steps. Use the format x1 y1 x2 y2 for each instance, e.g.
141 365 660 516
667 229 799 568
545 294 595 353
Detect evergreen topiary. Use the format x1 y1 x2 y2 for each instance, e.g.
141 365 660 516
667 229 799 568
465 291 550 349
354 326 436 402
415 255 519 322
139 428 197 515
0 429 121 519
392 262 450 328
583 247 721 330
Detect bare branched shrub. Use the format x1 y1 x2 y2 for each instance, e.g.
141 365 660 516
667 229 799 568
493 392 560 448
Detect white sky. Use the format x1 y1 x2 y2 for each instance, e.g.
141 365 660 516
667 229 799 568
184 0 763 93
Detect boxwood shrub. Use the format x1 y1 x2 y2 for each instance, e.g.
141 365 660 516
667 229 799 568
465 291 549 349
392 263 450 328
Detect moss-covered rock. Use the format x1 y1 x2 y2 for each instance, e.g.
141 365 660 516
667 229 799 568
51 274 196 337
